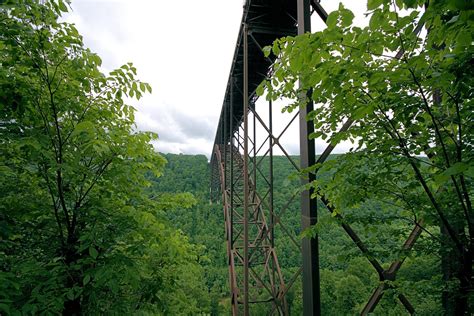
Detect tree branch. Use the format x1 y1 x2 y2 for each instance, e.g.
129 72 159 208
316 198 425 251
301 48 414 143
374 103 464 253
72 155 116 229
41 162 65 248
407 68 451 167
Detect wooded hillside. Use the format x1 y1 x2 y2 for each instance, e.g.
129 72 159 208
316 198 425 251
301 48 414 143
154 153 443 315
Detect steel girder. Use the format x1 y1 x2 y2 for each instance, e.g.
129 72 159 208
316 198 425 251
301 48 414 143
210 0 429 315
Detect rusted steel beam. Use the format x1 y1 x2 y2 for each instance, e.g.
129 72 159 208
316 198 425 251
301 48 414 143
361 222 424 315
214 145 239 315
298 0 321 314
310 0 328 22
243 23 250 316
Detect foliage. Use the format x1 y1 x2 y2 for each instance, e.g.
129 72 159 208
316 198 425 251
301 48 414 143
159 154 443 315
0 1 207 314
149 154 228 315
259 0 473 313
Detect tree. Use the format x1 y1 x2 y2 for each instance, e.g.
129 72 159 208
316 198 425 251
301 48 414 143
0 0 207 314
259 0 473 314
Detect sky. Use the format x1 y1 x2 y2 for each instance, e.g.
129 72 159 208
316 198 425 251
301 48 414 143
64 0 368 157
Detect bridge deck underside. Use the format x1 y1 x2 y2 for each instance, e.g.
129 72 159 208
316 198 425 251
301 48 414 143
213 0 297 147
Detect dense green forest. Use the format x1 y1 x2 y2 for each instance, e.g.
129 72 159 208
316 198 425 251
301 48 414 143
154 153 443 315
1 0 472 315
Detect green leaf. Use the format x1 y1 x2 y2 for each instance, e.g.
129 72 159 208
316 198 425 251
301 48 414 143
433 163 469 185
83 274 91 285
402 0 417 8
340 7 355 27
91 54 102 66
456 30 472 49
465 166 474 178
58 0 68 12
272 40 280 55
73 121 95 136
290 55 303 72
368 0 384 10
89 246 98 259
66 290 74 300
369 10 383 30
443 162 469 177
326 11 339 28
263 45 272 57
450 0 474 10
0 303 10 314
433 173 450 185
256 83 265 96
353 104 375 119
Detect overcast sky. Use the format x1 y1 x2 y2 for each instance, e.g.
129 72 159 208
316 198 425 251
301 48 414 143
64 0 367 157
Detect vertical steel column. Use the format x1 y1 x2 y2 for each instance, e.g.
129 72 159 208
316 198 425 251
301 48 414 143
269 98 277 307
237 128 240 154
297 0 321 315
210 159 214 203
224 98 228 190
219 120 223 204
253 105 257 197
269 99 274 248
243 23 250 316
230 78 234 247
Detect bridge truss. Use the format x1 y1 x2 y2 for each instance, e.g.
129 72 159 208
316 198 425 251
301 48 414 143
210 1 425 315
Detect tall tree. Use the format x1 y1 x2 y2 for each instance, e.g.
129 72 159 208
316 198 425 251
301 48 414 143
0 0 207 314
259 0 473 313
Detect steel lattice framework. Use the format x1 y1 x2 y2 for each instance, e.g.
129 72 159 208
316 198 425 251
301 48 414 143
214 143 287 314
210 1 426 315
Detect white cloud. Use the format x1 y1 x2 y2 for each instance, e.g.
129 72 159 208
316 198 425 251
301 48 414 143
64 0 367 157
63 0 242 154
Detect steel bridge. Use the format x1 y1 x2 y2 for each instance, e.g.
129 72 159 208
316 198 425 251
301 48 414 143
210 1 424 315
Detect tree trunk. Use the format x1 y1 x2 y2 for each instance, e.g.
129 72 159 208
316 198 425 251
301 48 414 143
454 250 472 315
441 224 456 314
63 233 82 315
63 298 81 316
441 224 472 315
